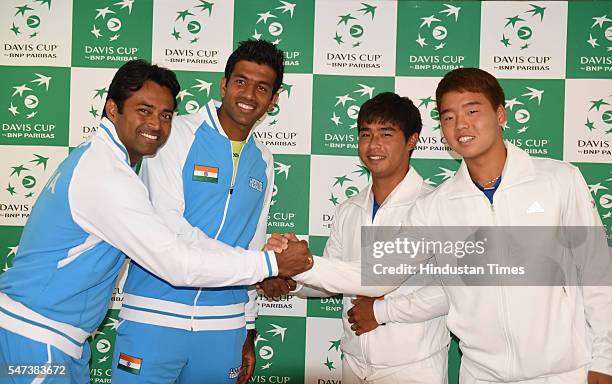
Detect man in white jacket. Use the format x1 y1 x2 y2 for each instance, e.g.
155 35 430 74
345 68 612 384
281 92 450 383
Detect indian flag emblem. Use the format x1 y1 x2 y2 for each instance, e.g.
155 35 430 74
117 353 142 375
193 165 219 183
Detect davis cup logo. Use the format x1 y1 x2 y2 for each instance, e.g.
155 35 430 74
397 1 480 76
89 327 110 363
176 78 212 115
331 83 375 132
588 173 611 226
255 323 287 370
414 4 461 52
585 14 611 53
504 86 544 135
89 316 121 364
333 3 376 49
88 86 108 119
250 1 296 45
5 153 49 200
312 76 392 156
418 95 440 130
499 4 546 51
8 73 52 120
10 0 51 39
74 0 152 66
90 0 135 43
328 164 370 207
170 1 213 44
271 161 290 206
323 339 341 371
584 95 612 135
566 4 612 77
268 155 309 233
563 81 611 162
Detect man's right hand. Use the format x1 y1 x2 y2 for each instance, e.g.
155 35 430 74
275 240 313 277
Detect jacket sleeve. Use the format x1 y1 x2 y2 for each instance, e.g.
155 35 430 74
564 166 612 375
244 288 258 330
292 283 334 298
291 202 343 298
244 146 275 329
69 147 278 289
293 202 425 297
139 120 212 247
292 203 364 295
373 285 449 325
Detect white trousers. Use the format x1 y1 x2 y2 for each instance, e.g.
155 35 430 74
341 348 447 384
459 365 588 384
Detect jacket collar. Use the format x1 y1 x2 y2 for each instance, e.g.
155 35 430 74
447 141 537 199
352 167 426 210
202 99 223 136
201 99 260 143
98 117 130 165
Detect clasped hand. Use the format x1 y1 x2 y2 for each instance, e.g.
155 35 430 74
258 233 307 299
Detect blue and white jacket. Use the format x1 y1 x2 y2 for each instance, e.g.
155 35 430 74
0 117 277 359
121 100 274 332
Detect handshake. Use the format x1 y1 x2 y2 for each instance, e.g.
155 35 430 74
260 233 311 298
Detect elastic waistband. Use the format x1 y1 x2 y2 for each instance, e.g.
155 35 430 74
0 292 88 359
120 293 246 331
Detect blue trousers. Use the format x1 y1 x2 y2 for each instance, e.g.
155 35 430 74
111 319 246 383
0 327 90 383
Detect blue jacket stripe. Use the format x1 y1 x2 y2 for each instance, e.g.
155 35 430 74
99 123 129 164
264 251 273 277
121 304 245 320
204 103 219 132
0 306 82 346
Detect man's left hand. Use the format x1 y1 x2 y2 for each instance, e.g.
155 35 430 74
347 296 379 336
237 329 257 384
589 371 612 384
257 277 296 300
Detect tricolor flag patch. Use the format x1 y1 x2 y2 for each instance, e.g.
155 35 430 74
193 165 219 183
117 353 142 375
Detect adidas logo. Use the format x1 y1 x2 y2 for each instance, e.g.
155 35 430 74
526 201 544 213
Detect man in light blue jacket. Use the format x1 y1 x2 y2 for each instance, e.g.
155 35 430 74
113 40 289 384
0 59 311 384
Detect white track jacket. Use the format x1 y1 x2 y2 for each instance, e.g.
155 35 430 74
295 168 450 377
299 142 612 382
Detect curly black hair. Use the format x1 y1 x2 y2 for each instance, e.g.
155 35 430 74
102 59 180 118
225 40 285 94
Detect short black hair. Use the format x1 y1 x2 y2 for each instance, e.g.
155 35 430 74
102 59 180 118
436 67 505 111
357 92 422 142
224 40 285 94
